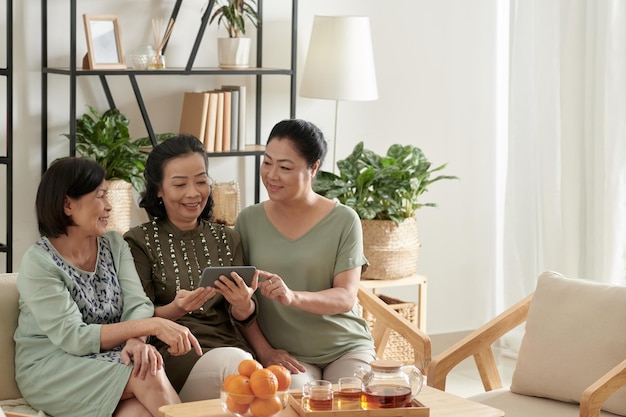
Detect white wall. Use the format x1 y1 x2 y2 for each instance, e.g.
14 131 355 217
4 0 500 334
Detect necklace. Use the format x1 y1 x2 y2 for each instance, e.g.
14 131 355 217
141 219 234 293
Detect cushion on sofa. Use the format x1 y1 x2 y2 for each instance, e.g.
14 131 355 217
0 273 20 401
471 389 623 417
510 271 626 416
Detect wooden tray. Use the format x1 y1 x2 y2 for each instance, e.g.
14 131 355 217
288 392 429 417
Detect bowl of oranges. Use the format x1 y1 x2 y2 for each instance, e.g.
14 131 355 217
221 359 292 417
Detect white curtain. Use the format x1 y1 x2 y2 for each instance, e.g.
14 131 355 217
501 0 626 317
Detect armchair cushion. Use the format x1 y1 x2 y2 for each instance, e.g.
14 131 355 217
510 271 626 416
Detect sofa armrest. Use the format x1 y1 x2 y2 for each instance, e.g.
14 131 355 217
357 286 432 374
580 358 626 417
427 294 533 391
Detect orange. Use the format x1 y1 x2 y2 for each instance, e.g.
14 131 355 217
226 395 250 415
267 365 291 391
249 395 283 417
223 374 254 404
223 373 239 387
238 358 263 377
249 368 278 396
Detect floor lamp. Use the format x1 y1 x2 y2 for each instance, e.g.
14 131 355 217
300 16 378 172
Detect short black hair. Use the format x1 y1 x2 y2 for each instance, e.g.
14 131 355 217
266 119 327 169
36 157 106 238
139 134 214 220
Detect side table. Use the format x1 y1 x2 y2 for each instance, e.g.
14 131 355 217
360 274 427 331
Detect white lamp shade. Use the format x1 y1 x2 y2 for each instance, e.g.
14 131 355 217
300 16 378 101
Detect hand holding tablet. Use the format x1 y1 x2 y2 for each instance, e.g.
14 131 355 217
198 266 256 288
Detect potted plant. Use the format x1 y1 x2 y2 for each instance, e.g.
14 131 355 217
313 141 458 279
208 0 259 69
66 105 172 233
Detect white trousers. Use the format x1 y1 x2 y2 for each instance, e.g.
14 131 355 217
289 349 377 389
178 347 253 402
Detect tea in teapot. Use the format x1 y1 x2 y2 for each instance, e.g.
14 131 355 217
355 360 424 409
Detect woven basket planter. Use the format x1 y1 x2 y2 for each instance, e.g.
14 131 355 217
211 181 241 226
364 294 417 364
361 217 420 280
106 179 133 235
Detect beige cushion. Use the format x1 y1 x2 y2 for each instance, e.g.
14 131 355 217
471 389 622 417
510 271 626 416
0 273 21 400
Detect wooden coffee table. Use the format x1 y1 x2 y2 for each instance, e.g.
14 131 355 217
158 386 504 417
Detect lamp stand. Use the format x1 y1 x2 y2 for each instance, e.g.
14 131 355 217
332 99 339 173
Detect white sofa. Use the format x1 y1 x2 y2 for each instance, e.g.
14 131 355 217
428 271 626 417
0 273 44 417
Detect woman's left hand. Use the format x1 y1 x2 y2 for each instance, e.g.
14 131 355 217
121 337 163 379
213 269 258 316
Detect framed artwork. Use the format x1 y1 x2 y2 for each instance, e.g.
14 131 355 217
83 14 126 70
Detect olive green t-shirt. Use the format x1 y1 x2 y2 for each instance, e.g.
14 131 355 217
235 202 373 364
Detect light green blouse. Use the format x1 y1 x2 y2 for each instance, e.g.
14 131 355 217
14 231 154 417
235 202 374 364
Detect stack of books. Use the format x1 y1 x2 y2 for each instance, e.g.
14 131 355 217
178 85 247 152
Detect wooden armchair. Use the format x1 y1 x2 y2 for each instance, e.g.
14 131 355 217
427 271 626 417
357 285 431 374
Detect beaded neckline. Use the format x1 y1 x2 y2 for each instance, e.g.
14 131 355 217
141 219 233 293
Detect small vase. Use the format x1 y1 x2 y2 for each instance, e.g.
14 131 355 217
148 52 166 70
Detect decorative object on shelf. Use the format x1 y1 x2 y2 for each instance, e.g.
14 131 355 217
67 106 173 233
82 14 126 70
208 0 259 69
149 18 174 70
211 181 241 226
313 142 458 279
128 44 155 70
300 15 378 172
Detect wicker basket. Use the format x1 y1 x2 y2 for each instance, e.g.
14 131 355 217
212 181 241 226
361 217 420 280
364 295 417 365
106 179 133 235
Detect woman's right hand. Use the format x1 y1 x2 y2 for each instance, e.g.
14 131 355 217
172 287 214 316
152 317 203 356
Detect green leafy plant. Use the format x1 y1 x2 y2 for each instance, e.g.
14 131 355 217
313 141 459 224
209 0 259 38
65 106 172 193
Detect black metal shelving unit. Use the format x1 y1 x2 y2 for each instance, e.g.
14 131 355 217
1 0 13 271
41 0 298 203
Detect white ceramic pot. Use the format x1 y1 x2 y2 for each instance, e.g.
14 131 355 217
217 37 251 69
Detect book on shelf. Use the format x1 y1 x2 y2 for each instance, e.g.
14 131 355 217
222 85 247 150
203 92 219 152
221 91 232 152
178 91 210 142
214 91 225 152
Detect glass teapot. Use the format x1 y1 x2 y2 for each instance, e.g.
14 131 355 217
355 360 424 409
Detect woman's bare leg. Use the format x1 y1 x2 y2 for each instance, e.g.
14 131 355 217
114 398 152 417
118 367 181 416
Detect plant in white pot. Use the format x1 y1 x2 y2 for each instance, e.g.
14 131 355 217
209 0 259 69
313 141 458 279
67 106 172 234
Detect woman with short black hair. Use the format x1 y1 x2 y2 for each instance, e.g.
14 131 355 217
15 157 201 417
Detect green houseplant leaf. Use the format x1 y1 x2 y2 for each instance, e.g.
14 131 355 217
65 106 172 193
209 0 259 38
313 141 459 224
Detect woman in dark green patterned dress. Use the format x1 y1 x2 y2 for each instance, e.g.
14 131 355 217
124 135 260 401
